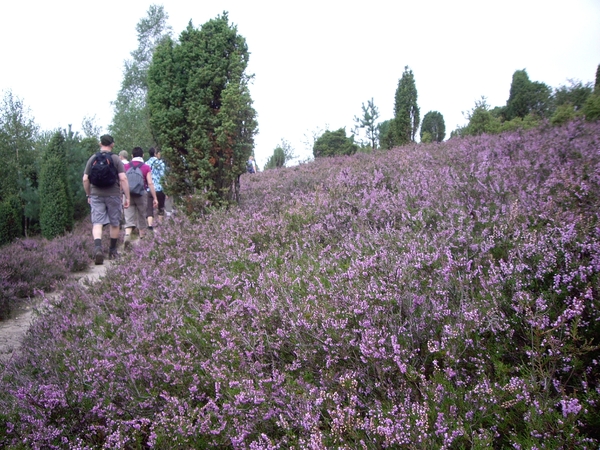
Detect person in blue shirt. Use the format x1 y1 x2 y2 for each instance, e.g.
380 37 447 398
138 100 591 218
145 147 167 229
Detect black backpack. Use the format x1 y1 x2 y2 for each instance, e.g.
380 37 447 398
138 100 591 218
126 161 146 196
89 152 118 187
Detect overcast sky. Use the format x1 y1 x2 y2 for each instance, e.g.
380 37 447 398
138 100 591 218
1 1 599 166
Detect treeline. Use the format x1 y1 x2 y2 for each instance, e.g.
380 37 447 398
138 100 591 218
0 91 98 245
298 64 600 162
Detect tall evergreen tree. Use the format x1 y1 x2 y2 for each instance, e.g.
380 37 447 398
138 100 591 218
393 66 420 146
0 91 39 239
148 12 257 207
420 111 446 142
505 69 552 120
265 139 295 169
0 91 38 201
265 147 285 170
39 131 73 239
110 5 171 152
353 98 380 149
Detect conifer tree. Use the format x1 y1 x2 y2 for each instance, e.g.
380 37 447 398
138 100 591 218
39 131 73 239
148 12 257 207
393 66 420 146
505 69 552 120
420 111 446 142
265 147 285 170
0 196 21 246
353 98 380 149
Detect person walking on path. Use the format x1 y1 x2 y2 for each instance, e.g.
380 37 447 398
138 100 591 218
247 155 257 173
145 147 167 229
83 134 130 265
118 150 129 226
123 147 158 250
118 150 129 165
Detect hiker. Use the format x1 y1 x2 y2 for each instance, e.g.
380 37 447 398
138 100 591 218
145 147 167 229
123 147 158 249
83 134 130 264
247 155 257 173
118 150 129 164
118 150 130 225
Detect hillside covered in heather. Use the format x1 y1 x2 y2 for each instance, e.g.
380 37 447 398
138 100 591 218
1 120 599 448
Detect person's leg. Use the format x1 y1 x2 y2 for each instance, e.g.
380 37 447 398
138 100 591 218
106 196 123 259
136 194 149 238
90 196 109 265
156 191 166 225
123 196 136 248
146 193 154 229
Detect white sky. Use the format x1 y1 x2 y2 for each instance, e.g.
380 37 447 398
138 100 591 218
1 1 599 167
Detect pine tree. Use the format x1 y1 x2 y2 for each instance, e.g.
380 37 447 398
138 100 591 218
39 131 73 239
353 98 380 149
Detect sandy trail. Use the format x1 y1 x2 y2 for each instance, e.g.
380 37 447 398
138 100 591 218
0 260 111 362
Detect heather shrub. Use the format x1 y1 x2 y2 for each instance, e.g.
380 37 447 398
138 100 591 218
0 219 92 319
0 120 599 448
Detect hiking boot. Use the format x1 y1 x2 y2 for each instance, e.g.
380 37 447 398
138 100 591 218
108 248 120 260
94 246 104 265
123 235 132 251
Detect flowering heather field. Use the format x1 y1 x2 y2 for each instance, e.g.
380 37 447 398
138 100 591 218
1 120 599 448
0 222 93 320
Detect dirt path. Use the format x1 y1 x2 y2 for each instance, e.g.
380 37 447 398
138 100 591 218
0 260 112 362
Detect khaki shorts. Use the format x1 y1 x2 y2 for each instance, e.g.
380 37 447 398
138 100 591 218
90 195 122 227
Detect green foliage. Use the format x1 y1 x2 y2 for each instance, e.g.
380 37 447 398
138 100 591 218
66 131 98 220
420 110 445 142
551 103 579 126
392 66 420 146
265 147 285 170
39 131 73 239
148 12 258 208
0 196 21 246
265 139 295 170
553 79 592 111
458 97 502 136
582 93 600 121
377 119 395 150
0 91 40 241
353 98 380 149
505 69 552 120
0 91 38 202
110 5 171 152
595 64 600 94
313 128 358 158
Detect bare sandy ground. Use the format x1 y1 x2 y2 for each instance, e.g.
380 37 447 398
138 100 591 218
0 260 111 362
